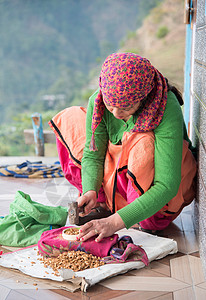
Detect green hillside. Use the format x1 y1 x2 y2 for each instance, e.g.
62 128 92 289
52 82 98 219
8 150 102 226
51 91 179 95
0 0 162 121
0 0 163 156
120 0 185 92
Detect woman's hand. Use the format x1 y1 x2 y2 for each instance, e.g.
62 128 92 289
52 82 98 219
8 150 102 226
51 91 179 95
76 213 125 242
76 190 97 216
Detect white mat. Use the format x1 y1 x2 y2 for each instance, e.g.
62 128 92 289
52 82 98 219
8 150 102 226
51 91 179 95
0 229 177 291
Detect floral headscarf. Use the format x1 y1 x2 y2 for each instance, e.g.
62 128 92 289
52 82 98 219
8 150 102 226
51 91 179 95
90 53 167 151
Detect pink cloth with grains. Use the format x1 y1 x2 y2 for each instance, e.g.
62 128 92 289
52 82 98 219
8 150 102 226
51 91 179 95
37 226 149 266
38 226 118 258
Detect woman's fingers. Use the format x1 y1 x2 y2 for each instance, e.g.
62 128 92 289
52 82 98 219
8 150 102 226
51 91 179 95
76 195 87 216
76 214 125 242
95 232 104 242
76 191 97 216
79 221 93 233
77 219 107 242
77 195 91 216
77 221 96 239
83 201 95 215
77 194 87 208
78 228 100 242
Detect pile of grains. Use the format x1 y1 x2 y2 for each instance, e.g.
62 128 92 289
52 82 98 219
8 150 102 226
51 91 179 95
38 250 105 274
64 227 80 235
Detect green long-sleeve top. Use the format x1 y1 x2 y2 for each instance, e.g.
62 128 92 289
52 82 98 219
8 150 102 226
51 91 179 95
81 90 192 229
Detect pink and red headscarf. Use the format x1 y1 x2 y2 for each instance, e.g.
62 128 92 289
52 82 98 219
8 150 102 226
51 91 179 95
90 53 168 151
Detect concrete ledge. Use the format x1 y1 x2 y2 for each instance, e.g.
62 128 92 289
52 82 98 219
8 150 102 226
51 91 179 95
24 129 56 144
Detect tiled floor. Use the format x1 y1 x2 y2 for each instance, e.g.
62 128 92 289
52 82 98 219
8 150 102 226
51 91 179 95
0 157 205 300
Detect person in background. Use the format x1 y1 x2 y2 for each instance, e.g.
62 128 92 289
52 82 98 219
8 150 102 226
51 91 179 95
50 53 196 243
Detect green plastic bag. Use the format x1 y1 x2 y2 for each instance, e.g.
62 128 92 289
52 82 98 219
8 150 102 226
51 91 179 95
0 191 68 247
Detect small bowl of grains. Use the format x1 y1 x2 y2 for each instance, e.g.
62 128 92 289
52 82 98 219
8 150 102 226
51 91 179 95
62 227 80 241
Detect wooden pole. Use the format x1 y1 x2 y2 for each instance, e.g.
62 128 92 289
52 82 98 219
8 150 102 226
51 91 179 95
31 113 44 156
